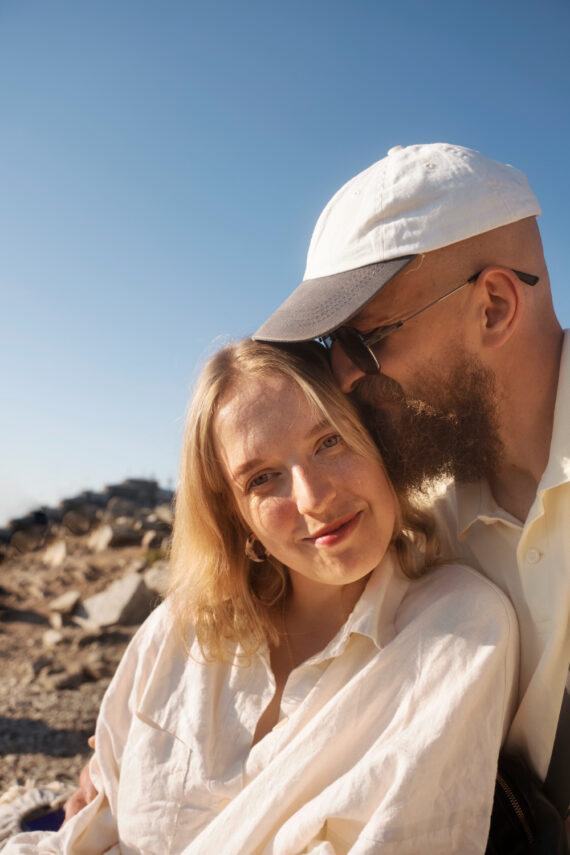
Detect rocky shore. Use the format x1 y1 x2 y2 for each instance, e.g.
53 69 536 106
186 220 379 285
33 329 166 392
0 479 174 793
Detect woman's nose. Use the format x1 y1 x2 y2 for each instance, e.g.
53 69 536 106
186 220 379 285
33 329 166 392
330 340 367 393
291 466 335 515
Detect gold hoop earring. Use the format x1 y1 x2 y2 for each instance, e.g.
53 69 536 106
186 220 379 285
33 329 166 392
245 533 269 563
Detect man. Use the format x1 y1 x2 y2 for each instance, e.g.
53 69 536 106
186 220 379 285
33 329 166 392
254 143 569 811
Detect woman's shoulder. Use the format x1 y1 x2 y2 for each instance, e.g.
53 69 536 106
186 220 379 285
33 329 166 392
98 599 199 720
119 597 195 667
397 561 517 639
131 597 174 643
418 560 513 601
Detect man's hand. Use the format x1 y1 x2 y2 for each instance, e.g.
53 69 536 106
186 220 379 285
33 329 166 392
63 736 98 824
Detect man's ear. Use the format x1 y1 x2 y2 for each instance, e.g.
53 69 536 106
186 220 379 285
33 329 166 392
475 267 521 347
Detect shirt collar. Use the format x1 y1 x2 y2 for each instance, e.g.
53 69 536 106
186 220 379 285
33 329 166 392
454 479 522 539
138 555 413 742
309 549 412 660
536 329 570 493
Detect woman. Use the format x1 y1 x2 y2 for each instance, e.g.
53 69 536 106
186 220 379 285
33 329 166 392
5 340 518 854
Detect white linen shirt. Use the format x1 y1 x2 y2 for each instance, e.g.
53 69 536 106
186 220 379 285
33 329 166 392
431 330 570 783
5 555 518 855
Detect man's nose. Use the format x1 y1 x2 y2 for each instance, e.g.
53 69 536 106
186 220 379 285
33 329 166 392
330 340 367 393
291 465 335 515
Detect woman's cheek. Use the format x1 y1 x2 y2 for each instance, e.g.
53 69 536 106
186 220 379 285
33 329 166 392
254 498 295 543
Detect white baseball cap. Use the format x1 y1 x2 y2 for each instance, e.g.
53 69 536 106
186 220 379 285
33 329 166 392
254 143 541 342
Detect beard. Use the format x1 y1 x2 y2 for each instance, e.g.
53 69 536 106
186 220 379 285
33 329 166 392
351 354 503 494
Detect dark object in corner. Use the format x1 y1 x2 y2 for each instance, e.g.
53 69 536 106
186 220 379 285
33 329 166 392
486 753 569 855
20 807 65 833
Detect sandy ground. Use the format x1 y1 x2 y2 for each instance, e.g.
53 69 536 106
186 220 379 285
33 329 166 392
0 542 146 792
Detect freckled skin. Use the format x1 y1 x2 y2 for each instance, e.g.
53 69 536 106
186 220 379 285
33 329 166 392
214 373 396 605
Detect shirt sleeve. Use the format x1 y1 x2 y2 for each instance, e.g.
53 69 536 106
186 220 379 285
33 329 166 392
330 566 519 855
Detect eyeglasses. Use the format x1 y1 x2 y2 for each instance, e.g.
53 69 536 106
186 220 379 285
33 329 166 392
323 269 539 375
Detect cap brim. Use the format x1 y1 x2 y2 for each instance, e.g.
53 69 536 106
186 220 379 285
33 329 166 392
253 256 415 342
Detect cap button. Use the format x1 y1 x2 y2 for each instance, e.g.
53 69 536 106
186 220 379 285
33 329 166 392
387 145 404 156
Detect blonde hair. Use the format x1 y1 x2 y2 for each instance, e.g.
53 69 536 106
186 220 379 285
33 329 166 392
169 339 439 662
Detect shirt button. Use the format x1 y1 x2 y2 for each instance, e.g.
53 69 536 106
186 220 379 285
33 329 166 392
526 548 542 564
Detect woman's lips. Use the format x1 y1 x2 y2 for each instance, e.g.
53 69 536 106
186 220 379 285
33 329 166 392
305 511 362 547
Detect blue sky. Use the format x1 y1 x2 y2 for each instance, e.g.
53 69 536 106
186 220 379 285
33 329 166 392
2 0 569 524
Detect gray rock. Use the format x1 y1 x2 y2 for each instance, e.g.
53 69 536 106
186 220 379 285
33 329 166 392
71 614 102 634
114 515 136 527
143 561 169 598
48 590 81 614
77 575 155 626
62 508 98 535
49 612 64 629
43 540 67 568
38 664 85 691
124 558 147 574
39 506 65 523
88 524 142 552
32 655 53 676
105 479 159 504
7 511 49 533
154 504 174 526
8 527 46 554
106 496 138 517
142 529 162 549
42 629 65 648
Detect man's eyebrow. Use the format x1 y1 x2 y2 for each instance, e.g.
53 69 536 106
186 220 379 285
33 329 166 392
351 312 399 333
347 309 379 330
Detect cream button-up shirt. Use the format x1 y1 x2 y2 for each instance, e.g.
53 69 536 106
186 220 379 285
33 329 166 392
432 330 570 784
5 556 517 855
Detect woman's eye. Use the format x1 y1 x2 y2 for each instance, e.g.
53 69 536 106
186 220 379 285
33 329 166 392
320 434 342 450
246 472 272 491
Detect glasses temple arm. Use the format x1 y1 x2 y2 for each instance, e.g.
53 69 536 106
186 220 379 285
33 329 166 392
367 275 478 346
